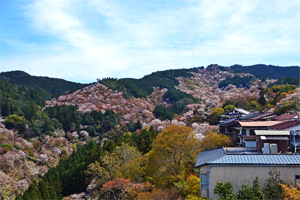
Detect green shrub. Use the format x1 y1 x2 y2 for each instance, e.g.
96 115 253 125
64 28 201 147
13 144 22 150
27 149 34 157
1 143 13 151
214 182 235 200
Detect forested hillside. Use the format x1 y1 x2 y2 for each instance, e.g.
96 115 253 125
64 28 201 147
0 71 87 98
229 64 300 79
100 68 199 99
0 64 299 199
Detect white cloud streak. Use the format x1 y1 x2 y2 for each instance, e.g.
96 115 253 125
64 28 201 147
1 0 299 83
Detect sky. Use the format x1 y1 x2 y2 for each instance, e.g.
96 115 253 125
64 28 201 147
0 0 299 83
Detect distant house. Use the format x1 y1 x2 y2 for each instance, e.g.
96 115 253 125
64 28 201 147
219 109 250 143
238 121 282 146
239 112 266 121
269 120 300 131
241 112 276 121
219 108 249 123
255 130 290 153
291 130 300 152
274 113 299 121
195 148 300 199
219 118 239 140
238 121 282 136
219 111 277 145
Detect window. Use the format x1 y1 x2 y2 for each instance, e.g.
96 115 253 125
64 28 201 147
242 129 246 135
295 175 300 187
201 173 209 190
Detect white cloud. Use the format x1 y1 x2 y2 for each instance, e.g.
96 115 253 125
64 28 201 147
2 39 36 48
1 0 299 83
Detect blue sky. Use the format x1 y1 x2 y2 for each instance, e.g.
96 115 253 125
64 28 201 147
1 0 299 83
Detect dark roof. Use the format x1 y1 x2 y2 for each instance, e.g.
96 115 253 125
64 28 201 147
195 148 300 167
251 112 275 121
219 118 238 127
261 114 278 120
275 113 298 121
222 108 250 116
239 112 262 120
269 121 300 130
195 148 226 167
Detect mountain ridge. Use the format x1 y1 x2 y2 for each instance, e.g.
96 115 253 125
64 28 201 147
0 70 87 98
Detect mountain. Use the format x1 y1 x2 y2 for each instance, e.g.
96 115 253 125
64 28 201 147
99 64 299 99
0 64 300 199
228 64 300 79
0 70 87 98
45 64 300 127
1 64 299 125
99 67 199 99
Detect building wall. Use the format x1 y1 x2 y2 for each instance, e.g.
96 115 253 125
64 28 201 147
200 165 300 200
256 138 288 153
244 141 256 147
199 165 209 198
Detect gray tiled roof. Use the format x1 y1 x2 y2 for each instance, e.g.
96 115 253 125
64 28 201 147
195 149 300 167
211 154 300 165
195 148 226 167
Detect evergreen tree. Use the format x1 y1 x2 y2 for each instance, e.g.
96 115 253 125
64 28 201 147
264 168 284 200
258 90 267 106
252 176 265 200
214 182 235 200
236 183 253 200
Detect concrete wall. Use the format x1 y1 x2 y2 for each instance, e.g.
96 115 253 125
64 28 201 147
199 165 300 199
244 141 256 147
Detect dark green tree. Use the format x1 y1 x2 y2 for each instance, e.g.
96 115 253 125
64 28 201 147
263 168 284 200
24 100 39 121
41 112 55 135
252 176 265 200
21 180 42 200
3 114 26 132
86 125 97 137
103 140 117 152
236 183 254 200
214 182 235 200
258 90 267 106
137 128 158 154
